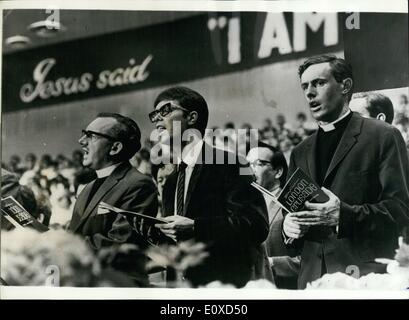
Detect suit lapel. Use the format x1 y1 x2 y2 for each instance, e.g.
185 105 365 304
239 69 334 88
69 182 93 231
268 203 282 227
73 162 130 231
162 170 177 216
184 163 203 216
162 143 208 217
183 143 212 216
306 134 319 183
324 113 362 183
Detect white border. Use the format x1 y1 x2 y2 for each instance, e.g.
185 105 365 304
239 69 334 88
2 286 409 300
1 0 408 300
0 0 407 13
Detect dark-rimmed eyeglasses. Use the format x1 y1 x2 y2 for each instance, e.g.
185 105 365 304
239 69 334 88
80 130 116 141
249 160 272 168
149 102 189 123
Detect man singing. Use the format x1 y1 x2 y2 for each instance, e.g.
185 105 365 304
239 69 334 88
150 86 269 287
69 113 158 286
282 54 409 288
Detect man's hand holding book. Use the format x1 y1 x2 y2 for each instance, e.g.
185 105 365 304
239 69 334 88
290 187 341 227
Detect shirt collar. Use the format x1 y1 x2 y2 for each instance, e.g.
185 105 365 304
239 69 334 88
95 163 121 178
262 187 281 207
178 139 204 167
319 109 351 132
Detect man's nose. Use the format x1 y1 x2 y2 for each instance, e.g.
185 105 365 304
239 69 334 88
78 135 87 145
305 85 316 99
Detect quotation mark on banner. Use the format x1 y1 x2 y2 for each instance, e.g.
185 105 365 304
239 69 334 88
207 14 241 65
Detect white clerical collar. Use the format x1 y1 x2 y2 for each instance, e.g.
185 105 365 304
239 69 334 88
319 109 351 132
95 163 121 178
177 139 204 167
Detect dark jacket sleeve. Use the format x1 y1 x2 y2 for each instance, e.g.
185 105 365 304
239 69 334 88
193 162 269 246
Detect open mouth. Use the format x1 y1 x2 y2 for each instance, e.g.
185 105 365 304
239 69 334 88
309 101 321 111
82 148 89 156
156 125 166 132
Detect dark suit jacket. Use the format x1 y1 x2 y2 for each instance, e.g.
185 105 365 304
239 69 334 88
287 112 409 289
162 143 269 288
68 162 158 284
265 202 300 289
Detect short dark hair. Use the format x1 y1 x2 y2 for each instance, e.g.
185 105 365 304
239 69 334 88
97 113 142 160
258 141 288 188
298 54 354 100
154 86 209 135
353 92 395 124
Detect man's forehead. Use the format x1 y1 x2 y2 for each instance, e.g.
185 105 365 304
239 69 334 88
155 99 178 110
87 117 117 132
301 62 332 82
247 147 273 161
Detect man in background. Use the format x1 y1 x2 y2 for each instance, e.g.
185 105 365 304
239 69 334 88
247 142 300 289
350 92 394 124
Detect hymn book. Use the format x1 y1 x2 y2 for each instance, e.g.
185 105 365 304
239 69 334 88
1 196 49 232
277 168 329 212
98 202 167 224
252 167 329 213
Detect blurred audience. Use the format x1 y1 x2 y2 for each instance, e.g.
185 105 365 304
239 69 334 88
5 94 407 233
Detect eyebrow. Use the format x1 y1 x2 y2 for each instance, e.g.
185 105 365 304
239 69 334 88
301 77 327 86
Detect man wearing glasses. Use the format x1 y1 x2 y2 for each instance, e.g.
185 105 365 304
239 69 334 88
246 142 300 289
149 86 269 288
68 113 158 286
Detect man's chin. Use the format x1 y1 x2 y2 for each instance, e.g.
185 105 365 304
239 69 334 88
82 161 91 168
311 112 329 122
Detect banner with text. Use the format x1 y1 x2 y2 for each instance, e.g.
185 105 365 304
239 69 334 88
3 12 345 112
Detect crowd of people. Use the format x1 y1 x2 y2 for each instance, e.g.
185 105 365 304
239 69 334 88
1 54 409 289
1 112 317 227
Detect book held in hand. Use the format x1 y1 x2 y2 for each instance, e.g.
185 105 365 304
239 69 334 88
277 168 329 212
251 167 329 213
98 202 167 225
1 196 49 232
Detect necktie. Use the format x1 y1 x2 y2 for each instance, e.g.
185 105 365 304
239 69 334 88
176 162 187 216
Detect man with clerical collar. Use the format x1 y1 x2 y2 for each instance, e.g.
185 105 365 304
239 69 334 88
246 142 300 289
282 54 409 289
150 86 269 288
69 113 158 286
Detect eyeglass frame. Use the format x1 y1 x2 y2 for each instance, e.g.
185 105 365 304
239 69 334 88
248 159 272 168
149 102 190 123
80 129 117 142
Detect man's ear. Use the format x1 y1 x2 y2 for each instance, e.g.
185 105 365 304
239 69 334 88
187 111 199 126
342 78 353 95
109 141 123 156
376 113 386 122
275 167 283 179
